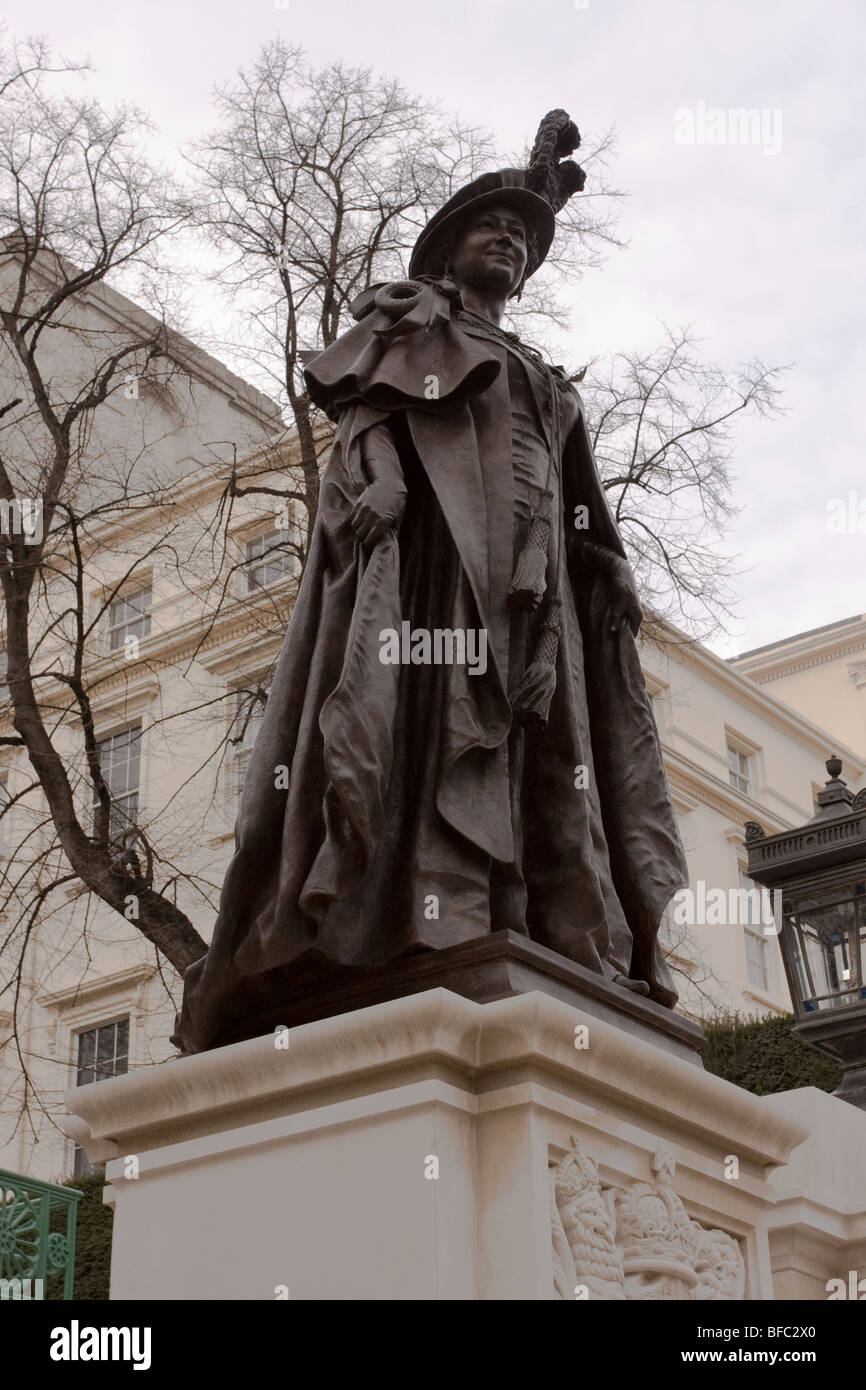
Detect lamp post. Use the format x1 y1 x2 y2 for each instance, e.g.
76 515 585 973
745 757 866 1109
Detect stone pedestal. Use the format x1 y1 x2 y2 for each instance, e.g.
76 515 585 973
182 929 705 1061
764 1087 866 1299
63 989 866 1300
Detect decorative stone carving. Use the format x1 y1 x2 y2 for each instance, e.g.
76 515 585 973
847 659 866 692
613 1171 702 1299
550 1136 745 1300
651 1147 676 1180
551 1142 624 1300
744 820 766 843
694 1225 747 1301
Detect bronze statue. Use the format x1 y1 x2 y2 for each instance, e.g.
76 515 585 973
174 110 688 1054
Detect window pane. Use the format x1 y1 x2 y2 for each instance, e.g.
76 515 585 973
108 586 152 650
93 726 142 833
727 744 751 794
738 869 767 926
96 727 142 798
77 1029 96 1069
744 928 769 991
72 1019 127 1177
76 1019 130 1086
94 1024 114 1080
245 530 299 591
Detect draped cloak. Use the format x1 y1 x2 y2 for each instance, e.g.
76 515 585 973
172 282 689 1054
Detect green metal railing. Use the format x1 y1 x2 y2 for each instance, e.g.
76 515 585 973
0 1168 82 1299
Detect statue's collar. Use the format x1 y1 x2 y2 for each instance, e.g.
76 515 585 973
455 309 570 389
456 305 518 334
454 308 542 365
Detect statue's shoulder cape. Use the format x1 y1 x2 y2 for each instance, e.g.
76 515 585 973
304 279 501 418
304 279 626 568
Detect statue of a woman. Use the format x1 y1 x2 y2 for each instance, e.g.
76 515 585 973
174 110 688 1054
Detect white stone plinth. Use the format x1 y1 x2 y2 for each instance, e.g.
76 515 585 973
63 989 866 1300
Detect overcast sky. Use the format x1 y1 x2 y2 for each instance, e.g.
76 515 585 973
5 0 864 659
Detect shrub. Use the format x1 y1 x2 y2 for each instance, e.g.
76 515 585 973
59 1173 113 1300
701 1010 842 1096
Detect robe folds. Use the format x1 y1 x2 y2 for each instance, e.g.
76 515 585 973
173 281 689 1054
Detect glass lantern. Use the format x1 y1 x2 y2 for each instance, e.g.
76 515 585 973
746 757 866 1108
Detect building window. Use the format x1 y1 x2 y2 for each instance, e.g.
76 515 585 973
73 1018 129 1177
245 529 299 592
740 868 770 992
744 925 770 992
107 586 152 652
233 684 269 803
727 743 752 796
92 725 142 838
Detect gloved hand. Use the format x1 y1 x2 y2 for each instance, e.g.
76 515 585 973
349 477 407 547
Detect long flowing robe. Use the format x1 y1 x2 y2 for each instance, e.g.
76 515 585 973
173 281 689 1054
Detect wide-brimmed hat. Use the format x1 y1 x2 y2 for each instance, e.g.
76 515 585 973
409 171 555 280
409 109 586 287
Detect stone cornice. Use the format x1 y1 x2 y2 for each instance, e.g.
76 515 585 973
38 963 155 1011
85 674 162 722
641 669 670 698
740 638 866 684
663 749 796 834
47 438 306 558
731 617 866 684
848 659 866 691
26 586 295 714
765 1194 866 1244
649 626 865 775
0 242 282 429
62 989 809 1168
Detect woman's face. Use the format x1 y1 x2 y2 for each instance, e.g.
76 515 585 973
448 203 528 297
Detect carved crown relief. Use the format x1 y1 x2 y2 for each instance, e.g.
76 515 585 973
550 1138 745 1301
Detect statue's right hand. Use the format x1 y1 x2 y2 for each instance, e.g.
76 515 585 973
350 479 407 547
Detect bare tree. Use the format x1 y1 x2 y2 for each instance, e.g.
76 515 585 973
186 41 625 546
0 34 210 988
186 42 491 541
508 124 626 338
580 325 786 640
188 43 784 641
658 906 736 1020
0 429 298 1145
